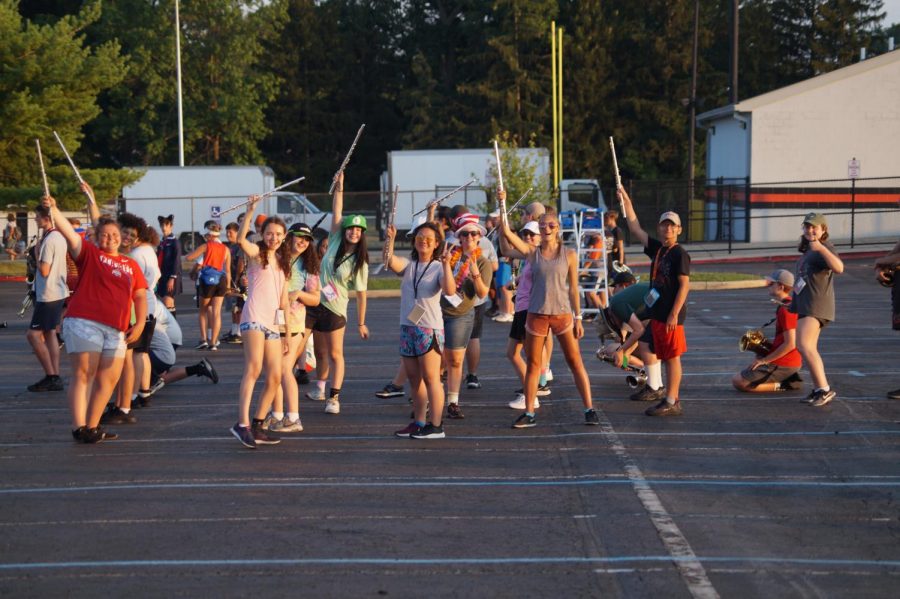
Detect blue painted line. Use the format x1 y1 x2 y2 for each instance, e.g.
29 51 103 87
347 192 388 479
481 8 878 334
0 556 898 571
2 478 900 495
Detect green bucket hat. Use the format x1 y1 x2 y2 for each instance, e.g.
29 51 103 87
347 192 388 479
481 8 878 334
341 214 367 231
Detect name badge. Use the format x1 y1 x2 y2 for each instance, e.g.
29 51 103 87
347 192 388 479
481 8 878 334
793 278 807 294
275 309 286 326
407 304 426 325
322 281 339 302
444 293 463 308
644 288 660 308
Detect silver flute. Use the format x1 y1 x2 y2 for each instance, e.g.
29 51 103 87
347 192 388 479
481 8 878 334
328 124 366 194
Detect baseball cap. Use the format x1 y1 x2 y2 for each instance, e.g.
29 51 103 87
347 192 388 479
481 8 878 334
612 271 636 286
659 211 681 226
288 222 314 238
453 213 486 236
765 268 794 288
519 221 540 235
341 214 367 231
802 212 827 227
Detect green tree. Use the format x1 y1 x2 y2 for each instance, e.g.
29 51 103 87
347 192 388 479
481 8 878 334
480 131 551 221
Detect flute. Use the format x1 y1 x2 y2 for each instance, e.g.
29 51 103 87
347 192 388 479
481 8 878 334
375 185 400 275
35 139 54 228
493 139 504 192
411 178 477 217
328 124 366 195
489 187 533 239
609 136 625 214
217 176 306 216
53 130 94 205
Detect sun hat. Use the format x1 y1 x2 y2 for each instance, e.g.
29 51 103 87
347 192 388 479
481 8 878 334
452 213 486 236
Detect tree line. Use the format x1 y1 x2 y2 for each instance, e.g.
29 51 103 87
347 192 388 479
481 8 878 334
2 0 894 208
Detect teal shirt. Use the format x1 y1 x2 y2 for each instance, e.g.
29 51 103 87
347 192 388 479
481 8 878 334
320 229 368 316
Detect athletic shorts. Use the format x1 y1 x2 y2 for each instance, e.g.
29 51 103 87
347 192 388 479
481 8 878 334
650 320 687 361
127 317 156 353
149 351 174 378
798 314 830 329
508 310 528 342
526 312 574 338
400 325 444 357
470 303 486 340
306 304 346 332
495 262 512 288
29 299 65 332
199 277 227 299
62 317 126 358
240 321 280 341
738 364 801 388
443 310 475 350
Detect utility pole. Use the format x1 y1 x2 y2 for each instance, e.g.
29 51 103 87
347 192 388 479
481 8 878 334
729 0 739 104
175 0 185 166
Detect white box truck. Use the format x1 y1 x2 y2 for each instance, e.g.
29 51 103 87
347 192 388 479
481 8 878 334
121 166 331 250
380 149 604 233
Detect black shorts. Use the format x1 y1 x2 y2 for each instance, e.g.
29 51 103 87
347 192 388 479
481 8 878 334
29 299 65 332
198 278 227 299
127 317 156 353
149 351 174 378
306 304 347 332
640 324 654 350
508 310 528 342
470 303 486 340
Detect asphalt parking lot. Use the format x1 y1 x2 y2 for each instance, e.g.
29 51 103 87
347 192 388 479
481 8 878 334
0 256 898 597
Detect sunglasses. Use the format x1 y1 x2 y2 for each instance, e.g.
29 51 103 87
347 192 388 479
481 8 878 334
415 234 437 243
458 231 480 238
538 223 558 230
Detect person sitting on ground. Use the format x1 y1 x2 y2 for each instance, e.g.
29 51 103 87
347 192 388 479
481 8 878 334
732 269 804 393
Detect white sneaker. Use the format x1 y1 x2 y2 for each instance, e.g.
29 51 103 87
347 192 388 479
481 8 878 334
507 394 540 410
325 397 340 414
305 389 325 401
271 417 303 433
492 312 514 323
545 369 554 382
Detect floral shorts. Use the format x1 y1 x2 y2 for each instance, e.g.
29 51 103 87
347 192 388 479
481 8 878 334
399 325 444 358
240 321 280 341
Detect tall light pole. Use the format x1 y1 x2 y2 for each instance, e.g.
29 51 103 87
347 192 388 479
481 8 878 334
175 0 185 166
688 0 699 195
729 0 739 104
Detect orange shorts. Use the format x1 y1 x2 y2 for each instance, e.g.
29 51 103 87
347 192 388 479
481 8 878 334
525 313 574 337
650 320 687 360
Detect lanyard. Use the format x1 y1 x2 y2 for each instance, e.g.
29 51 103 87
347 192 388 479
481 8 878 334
335 252 355 272
412 259 435 299
651 243 677 283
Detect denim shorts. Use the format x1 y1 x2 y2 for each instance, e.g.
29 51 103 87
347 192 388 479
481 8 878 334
240 321 280 341
443 310 475 350
400 325 444 357
62 317 126 358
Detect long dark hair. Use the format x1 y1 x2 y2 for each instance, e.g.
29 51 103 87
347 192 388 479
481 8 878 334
334 229 369 278
798 228 829 253
410 222 444 262
295 236 321 276
256 217 292 276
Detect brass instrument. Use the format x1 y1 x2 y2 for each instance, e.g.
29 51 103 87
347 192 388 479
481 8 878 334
876 265 898 288
739 329 772 357
596 350 647 388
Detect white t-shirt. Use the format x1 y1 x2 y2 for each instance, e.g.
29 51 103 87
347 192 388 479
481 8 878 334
130 244 162 316
473 237 498 307
398 257 444 329
35 230 69 302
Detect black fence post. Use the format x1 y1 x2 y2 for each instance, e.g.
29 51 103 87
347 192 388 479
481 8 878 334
728 183 733 254
716 176 723 241
850 177 856 248
744 176 750 243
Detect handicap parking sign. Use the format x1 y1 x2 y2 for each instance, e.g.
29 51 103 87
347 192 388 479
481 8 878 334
211 205 221 217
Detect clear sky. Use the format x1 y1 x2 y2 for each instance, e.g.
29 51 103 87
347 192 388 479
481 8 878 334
885 0 900 26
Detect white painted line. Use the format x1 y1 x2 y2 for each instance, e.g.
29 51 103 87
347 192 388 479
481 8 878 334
595 408 719 598
848 370 866 377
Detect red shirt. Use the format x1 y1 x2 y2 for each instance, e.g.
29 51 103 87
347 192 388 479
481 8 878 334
771 303 802 368
203 241 227 271
66 242 148 332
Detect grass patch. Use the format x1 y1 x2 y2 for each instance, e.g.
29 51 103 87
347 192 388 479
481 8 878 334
0 261 26 276
631 271 760 283
367 277 402 290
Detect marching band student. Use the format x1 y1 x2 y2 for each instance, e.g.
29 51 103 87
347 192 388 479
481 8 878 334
500 220 542 410
498 194 599 428
304 172 369 415
732 269 804 393
440 213 492 419
43 185 148 443
874 239 900 400
184 222 232 351
384 218 455 439
792 213 844 407
264 222 320 433
619 187 690 417
156 215 181 318
230 196 292 449
221 222 246 344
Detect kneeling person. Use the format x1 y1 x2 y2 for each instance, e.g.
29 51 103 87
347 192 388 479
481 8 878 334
732 269 803 393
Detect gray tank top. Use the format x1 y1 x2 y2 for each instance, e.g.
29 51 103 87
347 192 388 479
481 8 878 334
527 244 571 315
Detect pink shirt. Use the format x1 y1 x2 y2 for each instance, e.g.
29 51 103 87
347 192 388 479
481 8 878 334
240 254 286 329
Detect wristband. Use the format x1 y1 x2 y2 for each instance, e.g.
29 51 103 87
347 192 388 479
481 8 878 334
574 314 583 320
622 354 629 368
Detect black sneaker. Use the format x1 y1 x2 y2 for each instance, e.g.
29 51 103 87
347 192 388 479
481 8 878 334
537 384 551 397
645 399 683 417
810 389 836 407
888 388 900 400
27 376 54 392
512 413 537 429
230 423 256 449
295 369 310 385
410 423 445 439
46 375 64 391
197 358 219 383
194 340 209 350
630 386 666 402
375 383 405 399
446 403 465 419
72 426 87 442
465 374 481 389
80 427 119 443
778 372 804 391
584 409 600 426
138 377 166 400
801 390 818 404
394 422 422 438
251 422 281 445
100 405 136 425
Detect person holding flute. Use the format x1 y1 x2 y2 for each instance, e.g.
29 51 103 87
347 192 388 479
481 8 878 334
42 184 148 443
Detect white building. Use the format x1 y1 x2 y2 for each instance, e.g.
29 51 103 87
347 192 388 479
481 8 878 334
697 49 900 243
